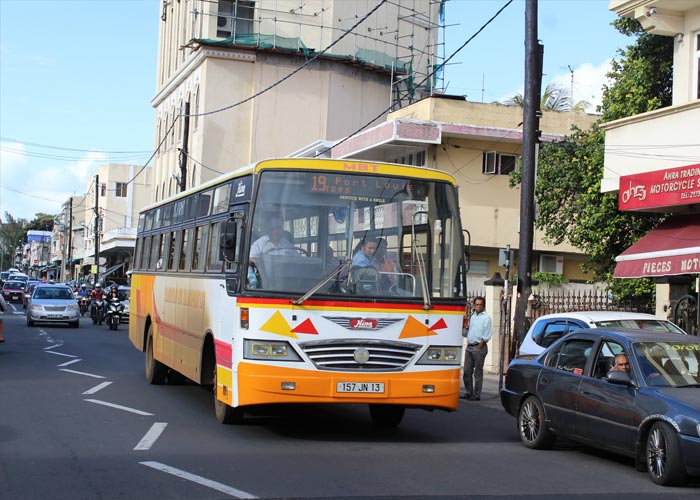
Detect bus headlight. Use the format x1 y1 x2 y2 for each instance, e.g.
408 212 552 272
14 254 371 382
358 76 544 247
417 346 462 365
244 340 302 361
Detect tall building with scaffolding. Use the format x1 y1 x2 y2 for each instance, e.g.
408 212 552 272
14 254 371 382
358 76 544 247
151 0 444 202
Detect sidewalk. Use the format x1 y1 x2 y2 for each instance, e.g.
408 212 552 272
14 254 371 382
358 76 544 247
459 372 503 409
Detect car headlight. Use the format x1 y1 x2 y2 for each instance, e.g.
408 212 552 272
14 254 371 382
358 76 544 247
67 304 79 311
243 340 302 361
697 422 700 438
417 346 462 365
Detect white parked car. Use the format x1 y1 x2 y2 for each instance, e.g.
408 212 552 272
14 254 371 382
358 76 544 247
518 311 687 357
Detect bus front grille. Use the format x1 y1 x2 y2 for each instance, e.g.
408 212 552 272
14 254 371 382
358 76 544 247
299 339 420 371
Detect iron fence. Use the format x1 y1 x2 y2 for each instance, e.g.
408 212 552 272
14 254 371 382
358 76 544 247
528 288 655 321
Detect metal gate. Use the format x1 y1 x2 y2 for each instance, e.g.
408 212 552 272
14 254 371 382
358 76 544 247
673 294 698 336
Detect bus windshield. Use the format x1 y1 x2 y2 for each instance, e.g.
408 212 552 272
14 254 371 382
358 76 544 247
247 170 463 299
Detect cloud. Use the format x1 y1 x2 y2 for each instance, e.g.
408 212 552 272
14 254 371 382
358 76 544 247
550 60 613 113
496 60 613 114
0 144 105 221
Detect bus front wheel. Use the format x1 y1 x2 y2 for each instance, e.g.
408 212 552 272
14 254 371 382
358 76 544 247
369 404 405 428
214 368 244 425
145 326 167 385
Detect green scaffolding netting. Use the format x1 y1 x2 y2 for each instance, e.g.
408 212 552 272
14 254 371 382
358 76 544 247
196 34 411 73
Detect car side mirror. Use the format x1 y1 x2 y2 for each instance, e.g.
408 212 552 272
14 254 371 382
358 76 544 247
607 370 633 386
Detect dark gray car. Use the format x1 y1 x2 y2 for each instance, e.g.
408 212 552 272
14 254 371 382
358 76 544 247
502 329 700 486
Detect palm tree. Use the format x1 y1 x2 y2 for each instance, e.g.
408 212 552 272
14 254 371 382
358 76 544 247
504 83 590 112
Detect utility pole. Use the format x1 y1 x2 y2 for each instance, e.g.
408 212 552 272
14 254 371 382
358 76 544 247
94 175 100 285
178 101 190 192
514 0 543 348
67 198 73 283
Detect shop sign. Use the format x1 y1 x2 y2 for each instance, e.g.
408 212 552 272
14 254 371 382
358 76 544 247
619 163 700 211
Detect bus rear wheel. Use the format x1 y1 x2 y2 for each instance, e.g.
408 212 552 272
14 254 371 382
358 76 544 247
369 404 405 428
213 368 244 425
145 326 167 385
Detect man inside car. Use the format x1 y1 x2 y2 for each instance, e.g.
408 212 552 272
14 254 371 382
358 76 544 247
611 353 630 372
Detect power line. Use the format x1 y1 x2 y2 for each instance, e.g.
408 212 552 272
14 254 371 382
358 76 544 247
0 137 151 155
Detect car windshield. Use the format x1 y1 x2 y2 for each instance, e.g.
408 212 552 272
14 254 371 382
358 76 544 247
632 341 700 387
34 288 74 300
4 281 24 289
595 319 686 334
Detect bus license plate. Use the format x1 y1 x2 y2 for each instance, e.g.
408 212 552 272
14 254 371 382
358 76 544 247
336 382 384 393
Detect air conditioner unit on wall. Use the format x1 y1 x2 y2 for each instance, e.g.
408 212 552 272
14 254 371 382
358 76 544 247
539 254 564 274
217 16 233 38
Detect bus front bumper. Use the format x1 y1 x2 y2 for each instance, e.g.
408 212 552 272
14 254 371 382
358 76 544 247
233 362 461 411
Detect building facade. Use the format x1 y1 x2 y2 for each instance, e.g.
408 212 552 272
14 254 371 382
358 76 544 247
603 0 700 334
79 164 153 285
151 0 443 201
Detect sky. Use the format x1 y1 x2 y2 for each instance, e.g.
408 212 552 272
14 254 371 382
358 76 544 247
0 0 632 222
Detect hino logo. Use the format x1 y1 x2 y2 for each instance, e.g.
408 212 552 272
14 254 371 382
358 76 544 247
323 316 401 331
350 318 378 329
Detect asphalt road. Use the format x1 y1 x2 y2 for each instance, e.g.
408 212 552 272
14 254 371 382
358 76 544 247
1 302 698 500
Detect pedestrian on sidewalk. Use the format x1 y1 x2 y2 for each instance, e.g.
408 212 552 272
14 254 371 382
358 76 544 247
0 292 8 343
462 296 492 401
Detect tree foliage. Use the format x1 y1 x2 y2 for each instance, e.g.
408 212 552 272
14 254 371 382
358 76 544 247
522 18 673 300
505 82 590 112
0 212 28 270
27 213 56 232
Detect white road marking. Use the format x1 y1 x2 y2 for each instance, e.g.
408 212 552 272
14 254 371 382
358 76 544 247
133 423 168 450
82 381 113 395
140 461 257 499
59 368 106 379
43 343 64 350
46 350 79 358
57 358 82 367
84 399 154 416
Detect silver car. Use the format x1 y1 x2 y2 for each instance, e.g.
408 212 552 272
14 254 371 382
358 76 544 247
27 284 80 328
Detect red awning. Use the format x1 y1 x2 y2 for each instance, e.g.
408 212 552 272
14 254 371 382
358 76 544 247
614 215 700 278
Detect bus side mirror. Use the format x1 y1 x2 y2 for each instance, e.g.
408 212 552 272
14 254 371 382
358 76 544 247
221 220 238 262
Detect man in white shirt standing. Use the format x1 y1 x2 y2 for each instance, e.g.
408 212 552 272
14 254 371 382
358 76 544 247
462 296 492 401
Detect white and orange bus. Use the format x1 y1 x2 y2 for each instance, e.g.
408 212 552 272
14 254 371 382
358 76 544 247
129 158 468 426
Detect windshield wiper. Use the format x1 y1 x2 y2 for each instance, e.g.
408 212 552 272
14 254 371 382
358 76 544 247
675 383 700 388
292 261 350 306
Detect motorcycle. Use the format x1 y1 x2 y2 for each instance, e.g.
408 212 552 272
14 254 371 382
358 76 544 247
79 296 90 317
105 298 122 331
91 298 105 325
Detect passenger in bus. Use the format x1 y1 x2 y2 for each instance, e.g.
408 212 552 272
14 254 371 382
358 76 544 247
351 238 378 268
374 238 398 288
249 216 294 264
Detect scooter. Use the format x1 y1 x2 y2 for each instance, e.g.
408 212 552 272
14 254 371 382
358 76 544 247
105 298 122 331
91 298 105 325
79 296 90 317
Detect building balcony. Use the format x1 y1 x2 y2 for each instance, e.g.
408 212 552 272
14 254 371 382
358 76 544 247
601 100 700 193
